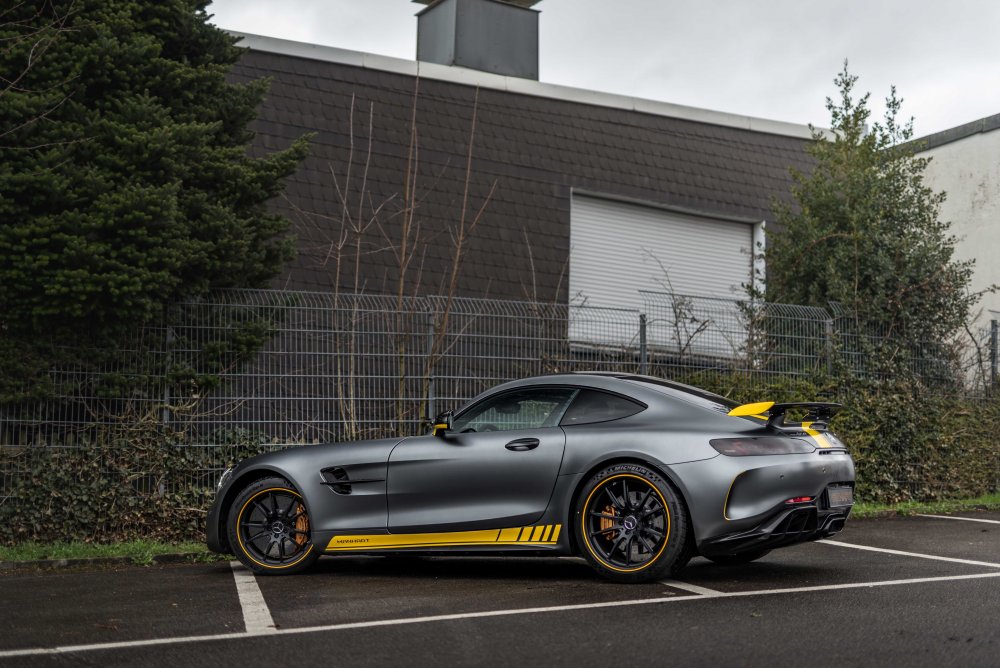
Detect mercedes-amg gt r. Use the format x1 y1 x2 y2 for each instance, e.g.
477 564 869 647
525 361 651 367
207 372 855 582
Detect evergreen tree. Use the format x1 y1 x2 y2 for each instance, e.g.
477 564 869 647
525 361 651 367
764 64 976 359
0 0 307 396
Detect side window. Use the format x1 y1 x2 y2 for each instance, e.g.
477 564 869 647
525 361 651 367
452 388 577 433
559 389 645 426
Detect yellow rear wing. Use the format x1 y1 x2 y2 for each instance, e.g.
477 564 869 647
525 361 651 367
728 401 842 429
727 401 775 418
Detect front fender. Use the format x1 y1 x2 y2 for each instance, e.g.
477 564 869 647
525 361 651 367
206 437 405 553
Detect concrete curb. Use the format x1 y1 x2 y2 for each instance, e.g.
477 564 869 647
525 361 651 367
0 552 221 572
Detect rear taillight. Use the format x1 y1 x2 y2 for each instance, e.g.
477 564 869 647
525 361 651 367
710 437 815 456
785 496 814 504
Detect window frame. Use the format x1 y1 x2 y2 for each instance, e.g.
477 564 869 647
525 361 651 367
558 387 648 427
451 386 580 433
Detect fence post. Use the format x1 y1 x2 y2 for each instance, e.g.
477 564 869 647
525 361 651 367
425 310 436 424
990 319 998 389
639 314 648 375
160 326 174 428
824 318 835 375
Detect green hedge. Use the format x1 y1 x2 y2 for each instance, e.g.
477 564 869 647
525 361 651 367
0 428 273 545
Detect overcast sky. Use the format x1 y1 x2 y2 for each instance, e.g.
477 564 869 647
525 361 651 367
208 0 1000 138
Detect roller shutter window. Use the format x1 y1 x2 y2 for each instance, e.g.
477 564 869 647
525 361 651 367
569 194 755 356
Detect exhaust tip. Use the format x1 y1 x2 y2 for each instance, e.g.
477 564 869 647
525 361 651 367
824 517 846 534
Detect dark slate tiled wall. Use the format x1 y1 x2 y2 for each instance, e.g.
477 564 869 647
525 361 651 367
232 50 812 302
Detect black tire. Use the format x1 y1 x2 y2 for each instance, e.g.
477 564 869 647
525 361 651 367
705 549 771 566
575 463 692 583
227 476 320 575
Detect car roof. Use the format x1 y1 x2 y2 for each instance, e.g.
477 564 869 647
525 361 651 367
474 371 739 416
570 372 740 409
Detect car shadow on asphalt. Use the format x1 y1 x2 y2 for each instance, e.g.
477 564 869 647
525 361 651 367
304 554 607 582
680 557 838 588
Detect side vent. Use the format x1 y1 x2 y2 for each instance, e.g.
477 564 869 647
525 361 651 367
321 467 352 495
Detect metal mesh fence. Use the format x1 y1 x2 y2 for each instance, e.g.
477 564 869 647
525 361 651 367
430 298 644 405
640 291 835 380
1 288 997 502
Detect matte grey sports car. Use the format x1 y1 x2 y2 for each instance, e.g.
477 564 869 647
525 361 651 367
207 372 855 582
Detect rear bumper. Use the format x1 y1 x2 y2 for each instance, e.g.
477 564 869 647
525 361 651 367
673 449 855 556
699 502 850 556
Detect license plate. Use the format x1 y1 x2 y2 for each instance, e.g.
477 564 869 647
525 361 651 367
827 485 854 507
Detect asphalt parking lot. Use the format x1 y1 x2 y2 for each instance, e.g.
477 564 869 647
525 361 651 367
2 512 999 667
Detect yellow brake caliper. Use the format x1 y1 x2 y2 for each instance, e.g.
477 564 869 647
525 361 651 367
294 502 309 547
600 505 617 539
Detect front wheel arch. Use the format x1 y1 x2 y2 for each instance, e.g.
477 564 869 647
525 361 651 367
227 475 321 575
215 466 299 553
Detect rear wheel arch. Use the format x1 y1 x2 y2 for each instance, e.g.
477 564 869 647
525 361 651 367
571 460 694 582
567 456 693 554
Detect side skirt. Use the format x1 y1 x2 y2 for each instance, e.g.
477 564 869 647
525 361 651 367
324 525 562 552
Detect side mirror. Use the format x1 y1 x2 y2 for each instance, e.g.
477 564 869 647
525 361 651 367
432 411 453 438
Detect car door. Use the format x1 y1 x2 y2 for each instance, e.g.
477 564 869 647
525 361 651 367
386 387 577 533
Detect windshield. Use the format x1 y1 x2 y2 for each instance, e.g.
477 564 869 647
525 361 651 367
451 388 577 432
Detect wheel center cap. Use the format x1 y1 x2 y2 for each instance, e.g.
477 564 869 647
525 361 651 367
623 516 638 531
271 521 285 534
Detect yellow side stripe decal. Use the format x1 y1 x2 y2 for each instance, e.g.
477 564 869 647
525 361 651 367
326 525 563 551
498 527 521 542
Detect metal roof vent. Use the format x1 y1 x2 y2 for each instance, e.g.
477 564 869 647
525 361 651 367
412 0 541 80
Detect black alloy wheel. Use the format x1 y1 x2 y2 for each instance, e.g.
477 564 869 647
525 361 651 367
576 463 691 583
228 476 320 575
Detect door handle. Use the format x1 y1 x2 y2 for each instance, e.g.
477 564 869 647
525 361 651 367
505 438 540 451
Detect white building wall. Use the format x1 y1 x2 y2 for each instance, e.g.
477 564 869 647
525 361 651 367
919 127 1000 329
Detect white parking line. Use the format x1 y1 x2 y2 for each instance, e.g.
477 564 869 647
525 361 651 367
230 561 276 634
915 514 1000 525
817 540 1000 568
3 570 999 658
660 579 724 596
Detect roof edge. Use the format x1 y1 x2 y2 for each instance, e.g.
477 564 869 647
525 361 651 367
228 31 821 140
912 113 1000 152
